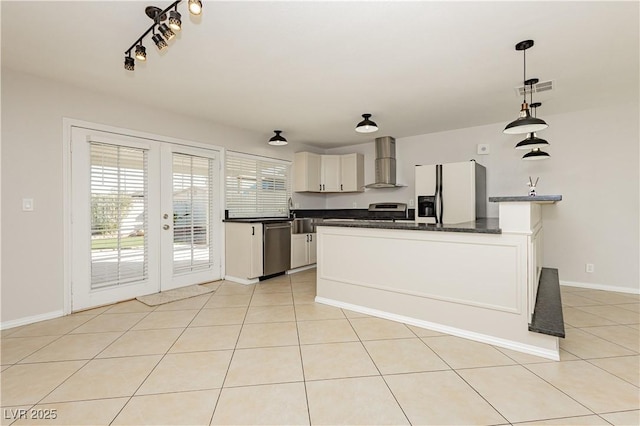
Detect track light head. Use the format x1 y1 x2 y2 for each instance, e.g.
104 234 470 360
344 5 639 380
168 10 182 31
188 0 203 15
158 23 175 41
152 33 168 50
124 55 135 71
135 44 147 61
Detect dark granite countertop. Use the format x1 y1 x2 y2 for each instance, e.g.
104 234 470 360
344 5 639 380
223 218 292 223
315 218 501 234
489 195 562 203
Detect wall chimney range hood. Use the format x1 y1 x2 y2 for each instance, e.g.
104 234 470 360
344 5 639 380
365 136 405 188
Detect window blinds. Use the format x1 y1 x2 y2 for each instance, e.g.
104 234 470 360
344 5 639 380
225 152 291 218
90 142 148 289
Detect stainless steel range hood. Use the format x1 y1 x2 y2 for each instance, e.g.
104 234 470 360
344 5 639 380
365 136 404 188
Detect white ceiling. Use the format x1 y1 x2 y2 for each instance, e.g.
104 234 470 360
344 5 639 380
2 1 638 148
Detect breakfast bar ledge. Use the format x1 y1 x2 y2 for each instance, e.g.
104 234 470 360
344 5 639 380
314 195 563 360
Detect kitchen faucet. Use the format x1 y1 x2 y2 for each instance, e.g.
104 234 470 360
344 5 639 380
288 197 296 218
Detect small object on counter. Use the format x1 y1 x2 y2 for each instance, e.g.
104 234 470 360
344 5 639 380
527 176 539 196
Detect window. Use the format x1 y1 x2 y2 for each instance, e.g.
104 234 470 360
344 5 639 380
225 152 291 218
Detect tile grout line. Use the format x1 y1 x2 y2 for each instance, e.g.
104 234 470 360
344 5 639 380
291 275 313 426
342 311 413 425
106 284 219 425
208 281 256 426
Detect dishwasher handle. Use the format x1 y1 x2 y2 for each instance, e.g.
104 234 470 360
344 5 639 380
263 223 292 230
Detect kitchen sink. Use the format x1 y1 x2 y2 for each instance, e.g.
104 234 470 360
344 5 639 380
291 218 315 234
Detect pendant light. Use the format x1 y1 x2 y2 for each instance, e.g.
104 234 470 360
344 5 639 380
523 149 550 160
268 130 288 146
504 40 548 135
355 114 378 133
515 83 550 150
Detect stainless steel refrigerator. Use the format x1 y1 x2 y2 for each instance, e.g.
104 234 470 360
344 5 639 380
415 160 486 225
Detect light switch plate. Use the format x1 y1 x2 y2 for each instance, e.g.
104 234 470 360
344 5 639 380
477 144 490 155
22 198 34 211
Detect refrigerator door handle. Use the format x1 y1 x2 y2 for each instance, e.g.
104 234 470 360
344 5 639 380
434 164 443 224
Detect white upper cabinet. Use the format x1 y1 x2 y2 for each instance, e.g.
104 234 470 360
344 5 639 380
340 153 364 192
321 155 341 192
294 152 363 193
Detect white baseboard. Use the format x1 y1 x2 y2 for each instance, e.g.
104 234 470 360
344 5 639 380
560 280 640 295
223 275 258 285
1 310 64 330
316 297 559 361
287 264 316 274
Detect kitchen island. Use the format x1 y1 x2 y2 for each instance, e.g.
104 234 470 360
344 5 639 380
315 196 562 360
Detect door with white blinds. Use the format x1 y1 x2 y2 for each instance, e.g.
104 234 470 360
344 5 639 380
160 145 221 290
71 127 221 311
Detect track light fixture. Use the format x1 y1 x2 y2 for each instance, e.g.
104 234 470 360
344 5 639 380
135 44 147 61
188 0 203 15
123 0 202 71
124 55 135 71
355 114 379 133
152 31 168 51
268 130 288 146
504 40 549 135
168 9 182 31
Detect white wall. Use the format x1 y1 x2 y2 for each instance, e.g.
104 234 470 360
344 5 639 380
324 103 639 293
0 69 323 324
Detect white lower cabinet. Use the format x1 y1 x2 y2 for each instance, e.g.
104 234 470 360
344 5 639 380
290 233 317 269
225 222 263 281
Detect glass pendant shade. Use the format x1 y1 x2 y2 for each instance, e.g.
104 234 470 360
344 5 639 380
523 148 550 160
168 10 182 31
152 33 168 50
515 133 549 150
135 44 147 61
124 56 135 71
504 104 548 134
355 114 378 133
188 0 203 15
268 130 288 146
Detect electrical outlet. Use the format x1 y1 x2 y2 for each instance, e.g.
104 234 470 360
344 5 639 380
408 199 414 207
585 263 594 273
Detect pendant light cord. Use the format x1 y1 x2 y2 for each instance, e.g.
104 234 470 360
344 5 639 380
523 48 527 103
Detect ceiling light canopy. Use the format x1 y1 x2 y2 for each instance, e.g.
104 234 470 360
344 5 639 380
355 114 378 133
268 130 288 146
123 1 202 71
504 40 549 135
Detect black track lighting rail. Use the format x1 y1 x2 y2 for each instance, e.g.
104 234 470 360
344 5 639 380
124 0 202 70
125 1 181 56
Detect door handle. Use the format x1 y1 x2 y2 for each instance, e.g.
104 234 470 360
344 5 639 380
309 234 312 242
319 184 322 191
252 226 255 235
306 234 309 242
163 224 170 230
341 184 343 191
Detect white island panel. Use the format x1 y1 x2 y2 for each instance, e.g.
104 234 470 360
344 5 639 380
316 225 559 360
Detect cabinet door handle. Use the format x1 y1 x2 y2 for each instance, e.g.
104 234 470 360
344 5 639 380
319 184 322 191
322 184 325 191
252 226 255 236
310 234 313 242
341 184 343 191
306 234 309 242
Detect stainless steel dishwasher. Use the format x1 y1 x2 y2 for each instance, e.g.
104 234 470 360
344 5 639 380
263 221 292 276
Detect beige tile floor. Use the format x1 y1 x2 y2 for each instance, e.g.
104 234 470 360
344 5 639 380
1 269 638 425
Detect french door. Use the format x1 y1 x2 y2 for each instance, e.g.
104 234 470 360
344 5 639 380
71 127 221 311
